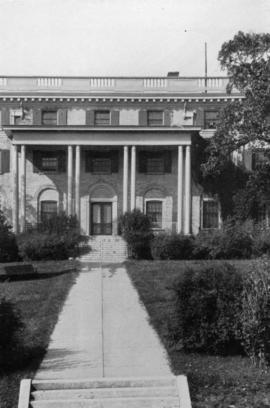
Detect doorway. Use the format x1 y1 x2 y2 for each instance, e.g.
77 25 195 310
91 202 112 235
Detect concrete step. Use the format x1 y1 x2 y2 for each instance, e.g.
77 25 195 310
31 386 178 400
30 396 180 408
80 236 128 263
32 377 176 390
19 376 192 408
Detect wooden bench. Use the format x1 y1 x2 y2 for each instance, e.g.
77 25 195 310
0 263 37 280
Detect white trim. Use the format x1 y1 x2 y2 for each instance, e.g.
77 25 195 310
201 196 221 230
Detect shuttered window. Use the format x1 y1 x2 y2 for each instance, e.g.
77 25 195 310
202 199 219 229
33 150 66 173
204 111 219 129
40 201 57 223
85 150 118 173
0 150 10 174
42 111 57 125
147 110 164 126
146 201 162 228
94 111 110 126
252 151 270 170
139 151 171 174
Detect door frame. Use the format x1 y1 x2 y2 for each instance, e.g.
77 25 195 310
90 201 113 235
88 197 118 236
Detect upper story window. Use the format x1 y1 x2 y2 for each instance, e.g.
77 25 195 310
202 198 220 229
94 110 110 126
42 111 57 126
147 110 164 126
252 150 270 170
204 111 219 129
139 151 171 174
33 150 66 173
85 150 119 173
146 200 162 229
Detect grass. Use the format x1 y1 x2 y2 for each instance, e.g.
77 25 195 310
126 260 270 408
0 260 79 408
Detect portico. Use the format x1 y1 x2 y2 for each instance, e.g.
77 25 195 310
8 127 195 235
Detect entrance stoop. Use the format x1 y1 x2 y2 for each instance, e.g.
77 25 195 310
80 236 128 263
18 376 192 408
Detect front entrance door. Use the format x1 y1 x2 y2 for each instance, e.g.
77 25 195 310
91 202 112 235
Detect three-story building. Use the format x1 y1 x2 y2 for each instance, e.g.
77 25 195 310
0 74 242 236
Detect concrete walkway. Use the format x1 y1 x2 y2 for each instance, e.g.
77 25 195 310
35 264 172 380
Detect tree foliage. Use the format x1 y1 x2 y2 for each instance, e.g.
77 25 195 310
203 31 270 175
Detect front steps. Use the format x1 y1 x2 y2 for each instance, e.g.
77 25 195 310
80 236 128 263
18 376 192 408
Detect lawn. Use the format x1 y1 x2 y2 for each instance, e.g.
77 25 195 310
126 260 270 408
0 260 79 408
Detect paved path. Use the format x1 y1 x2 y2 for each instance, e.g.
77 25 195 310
35 264 172 379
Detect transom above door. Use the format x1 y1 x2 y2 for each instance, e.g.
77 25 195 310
91 202 112 235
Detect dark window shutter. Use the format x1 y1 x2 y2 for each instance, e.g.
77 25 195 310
33 109 42 125
138 151 147 173
86 110 95 126
111 150 119 173
33 150 42 172
2 150 10 173
164 110 171 126
58 150 66 172
85 151 92 172
111 110 119 126
195 108 204 127
139 110 147 126
251 152 256 170
57 109 67 125
164 151 172 173
1 109 9 126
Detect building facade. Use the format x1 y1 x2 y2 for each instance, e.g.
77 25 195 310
0 75 242 235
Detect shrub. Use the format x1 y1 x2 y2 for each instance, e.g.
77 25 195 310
17 213 87 261
119 210 153 259
151 233 194 260
240 259 270 367
0 210 20 262
194 220 254 260
252 228 270 257
0 298 24 368
174 263 243 355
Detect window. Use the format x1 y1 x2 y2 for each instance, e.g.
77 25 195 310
202 199 219 229
94 111 110 126
42 111 57 126
85 150 118 173
147 156 165 173
33 150 66 173
41 156 58 172
146 200 162 228
252 151 270 170
139 151 171 174
204 111 219 129
92 158 112 174
147 110 163 126
40 201 57 223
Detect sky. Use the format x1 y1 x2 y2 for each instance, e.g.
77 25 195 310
0 0 269 77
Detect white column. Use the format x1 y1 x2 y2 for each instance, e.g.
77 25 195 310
67 145 73 216
20 145 26 232
123 146 129 213
184 145 191 234
75 145 81 222
12 144 19 233
130 146 136 211
177 146 183 233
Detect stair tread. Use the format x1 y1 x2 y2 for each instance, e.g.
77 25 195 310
31 386 178 400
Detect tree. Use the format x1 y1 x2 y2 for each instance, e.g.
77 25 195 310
201 31 270 219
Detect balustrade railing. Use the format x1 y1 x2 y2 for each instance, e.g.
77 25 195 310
0 75 235 94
